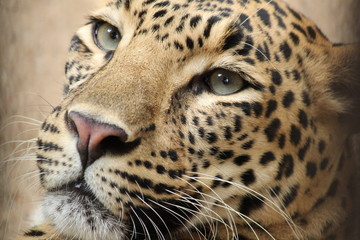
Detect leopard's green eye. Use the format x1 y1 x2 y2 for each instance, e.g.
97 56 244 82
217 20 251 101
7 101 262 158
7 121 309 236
94 22 121 51
208 69 245 95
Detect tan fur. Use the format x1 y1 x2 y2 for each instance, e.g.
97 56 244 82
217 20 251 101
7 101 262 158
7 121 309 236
1 0 359 240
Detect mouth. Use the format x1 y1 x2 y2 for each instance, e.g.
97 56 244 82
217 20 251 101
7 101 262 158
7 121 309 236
44 178 200 239
44 179 127 240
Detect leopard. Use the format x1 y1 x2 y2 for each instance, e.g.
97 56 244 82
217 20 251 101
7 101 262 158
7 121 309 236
15 0 360 239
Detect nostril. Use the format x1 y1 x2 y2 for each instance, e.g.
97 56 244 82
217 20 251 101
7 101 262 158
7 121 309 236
66 111 138 169
66 114 79 137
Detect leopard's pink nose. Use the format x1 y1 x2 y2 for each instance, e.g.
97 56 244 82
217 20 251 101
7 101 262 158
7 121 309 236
67 111 128 169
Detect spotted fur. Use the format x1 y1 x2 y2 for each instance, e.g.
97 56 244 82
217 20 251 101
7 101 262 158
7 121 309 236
16 0 360 239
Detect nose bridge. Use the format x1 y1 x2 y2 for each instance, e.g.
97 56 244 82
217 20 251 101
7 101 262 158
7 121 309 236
73 41 171 126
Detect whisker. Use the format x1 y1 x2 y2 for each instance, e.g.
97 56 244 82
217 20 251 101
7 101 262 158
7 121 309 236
135 195 172 239
130 206 151 240
186 172 299 239
148 199 205 240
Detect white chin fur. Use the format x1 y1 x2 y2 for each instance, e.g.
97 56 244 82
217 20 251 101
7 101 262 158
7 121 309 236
43 193 126 240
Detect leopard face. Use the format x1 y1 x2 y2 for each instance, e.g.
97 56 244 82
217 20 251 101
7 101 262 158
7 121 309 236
35 0 359 239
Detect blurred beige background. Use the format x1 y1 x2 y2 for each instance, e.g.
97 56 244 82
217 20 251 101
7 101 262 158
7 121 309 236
0 0 359 240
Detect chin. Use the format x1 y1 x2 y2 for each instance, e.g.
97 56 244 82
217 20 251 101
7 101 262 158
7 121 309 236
43 191 127 240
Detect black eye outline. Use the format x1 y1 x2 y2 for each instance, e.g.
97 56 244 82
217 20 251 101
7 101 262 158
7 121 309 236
204 68 249 95
92 20 121 52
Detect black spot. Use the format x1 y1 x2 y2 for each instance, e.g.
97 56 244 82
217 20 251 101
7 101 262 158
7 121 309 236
307 26 316 39
271 70 282 85
276 154 294 180
190 15 202 28
188 148 195 154
290 125 301 146
241 169 256 186
172 4 180 10
202 160 211 169
318 140 326 154
204 16 221 38
282 91 295 108
234 154 250 166
320 158 329 170
302 91 311 106
24 230 45 237
224 126 233 140
176 22 185 32
292 70 301 81
237 133 248 141
168 170 179 179
275 15 286 29
188 132 195 144
289 32 299 45
269 85 276 94
235 36 253 56
152 24 160 32
211 175 223 188
143 0 156 5
209 147 219 156
178 130 185 139
156 165 166 174
239 13 253 32
283 184 299 207
233 115 242 132
274 133 284 149
243 58 255 65
164 16 174 26
265 100 277 118
298 110 308 129
313 197 325 209
252 102 263 117
223 26 244 50
264 118 281 142
198 128 205 138
327 180 339 197
168 150 178 162
298 137 311 161
174 41 184 51
198 37 204 47
292 23 307 38
180 114 187 124
306 161 317 178
255 43 270 62
160 151 168 158
260 151 276 165
153 9 167 18
279 41 292 60
217 150 234 160
206 116 213 126
154 1 170 7
242 140 254 150
234 102 251 116
257 9 271 27
186 37 194 50
270 186 281 197
206 132 218 143
192 116 200 126
287 6 302 20
144 161 153 169
239 194 264 216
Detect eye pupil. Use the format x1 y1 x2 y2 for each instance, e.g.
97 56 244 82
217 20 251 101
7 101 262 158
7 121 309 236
108 28 119 40
219 74 230 85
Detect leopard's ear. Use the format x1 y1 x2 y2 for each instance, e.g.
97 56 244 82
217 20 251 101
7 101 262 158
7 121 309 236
330 43 360 133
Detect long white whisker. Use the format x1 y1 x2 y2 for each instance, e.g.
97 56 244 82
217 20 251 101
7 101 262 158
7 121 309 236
135 195 172 239
148 199 204 240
